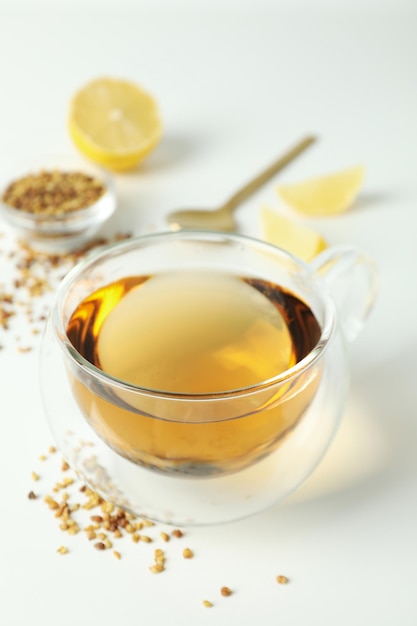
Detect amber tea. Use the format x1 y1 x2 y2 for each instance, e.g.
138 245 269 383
66 270 322 476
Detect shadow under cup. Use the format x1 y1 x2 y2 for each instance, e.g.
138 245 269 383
43 231 358 524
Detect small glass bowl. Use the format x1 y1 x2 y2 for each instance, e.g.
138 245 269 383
0 155 117 252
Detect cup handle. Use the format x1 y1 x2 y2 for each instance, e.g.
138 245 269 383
310 245 379 342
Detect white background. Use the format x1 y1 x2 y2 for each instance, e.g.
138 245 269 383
0 1 416 625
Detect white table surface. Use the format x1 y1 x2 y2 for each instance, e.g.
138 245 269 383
0 2 416 624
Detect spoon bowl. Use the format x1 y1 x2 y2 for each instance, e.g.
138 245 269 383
169 205 236 232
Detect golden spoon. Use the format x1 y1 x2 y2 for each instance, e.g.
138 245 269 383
166 135 317 231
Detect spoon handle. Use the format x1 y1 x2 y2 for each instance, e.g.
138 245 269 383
221 135 317 213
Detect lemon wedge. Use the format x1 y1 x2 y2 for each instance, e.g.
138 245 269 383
68 77 162 171
261 206 327 262
277 166 364 215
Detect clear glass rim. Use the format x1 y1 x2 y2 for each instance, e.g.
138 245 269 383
52 230 336 401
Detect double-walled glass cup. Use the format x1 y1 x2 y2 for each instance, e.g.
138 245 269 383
40 231 378 525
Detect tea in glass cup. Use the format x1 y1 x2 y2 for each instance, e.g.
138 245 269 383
66 270 322 476
41 231 378 524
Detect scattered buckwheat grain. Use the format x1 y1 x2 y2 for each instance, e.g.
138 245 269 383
276 575 289 585
220 586 233 597
182 547 193 559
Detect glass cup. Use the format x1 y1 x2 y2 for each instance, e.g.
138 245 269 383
40 231 378 525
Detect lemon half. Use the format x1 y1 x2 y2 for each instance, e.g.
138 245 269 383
261 206 327 262
69 77 162 171
277 166 364 216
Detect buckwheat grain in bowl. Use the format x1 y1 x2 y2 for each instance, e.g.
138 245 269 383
0 155 116 252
